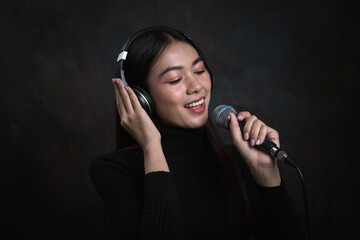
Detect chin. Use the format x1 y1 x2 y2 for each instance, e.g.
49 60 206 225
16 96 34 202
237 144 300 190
184 114 209 128
158 106 209 129
187 123 207 129
160 114 208 129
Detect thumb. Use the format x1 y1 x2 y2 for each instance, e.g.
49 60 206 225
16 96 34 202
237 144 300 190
229 112 248 152
229 113 242 143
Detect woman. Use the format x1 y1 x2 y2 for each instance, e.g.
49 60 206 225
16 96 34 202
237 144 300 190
90 26 304 240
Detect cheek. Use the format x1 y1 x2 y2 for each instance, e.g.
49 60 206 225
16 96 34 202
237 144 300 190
204 72 212 91
151 87 185 113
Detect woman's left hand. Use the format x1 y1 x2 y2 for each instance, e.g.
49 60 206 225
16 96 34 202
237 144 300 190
229 111 281 187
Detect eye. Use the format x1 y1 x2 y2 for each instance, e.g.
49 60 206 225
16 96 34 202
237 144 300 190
195 69 205 75
169 78 182 85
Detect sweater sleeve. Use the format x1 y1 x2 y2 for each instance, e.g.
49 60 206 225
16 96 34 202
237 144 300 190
227 145 305 240
251 183 306 240
89 152 184 240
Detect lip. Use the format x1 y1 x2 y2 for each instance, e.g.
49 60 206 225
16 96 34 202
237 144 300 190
185 97 205 106
184 97 206 113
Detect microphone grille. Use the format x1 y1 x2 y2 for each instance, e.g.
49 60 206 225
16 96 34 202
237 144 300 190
212 105 237 129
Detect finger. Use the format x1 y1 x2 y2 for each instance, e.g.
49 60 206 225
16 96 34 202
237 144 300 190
229 113 242 143
113 78 126 117
115 78 134 115
125 86 143 112
237 111 250 121
257 125 268 145
230 113 252 155
249 119 264 146
237 111 251 140
242 115 257 141
266 126 280 147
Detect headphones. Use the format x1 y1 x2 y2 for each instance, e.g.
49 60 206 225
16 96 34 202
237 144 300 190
116 26 213 116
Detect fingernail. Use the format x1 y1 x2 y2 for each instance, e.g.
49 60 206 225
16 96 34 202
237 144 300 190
244 133 249 140
256 139 260 145
237 115 242 120
250 139 255 146
111 78 115 83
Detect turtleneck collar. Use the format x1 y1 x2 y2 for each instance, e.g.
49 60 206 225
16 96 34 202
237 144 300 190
153 119 207 152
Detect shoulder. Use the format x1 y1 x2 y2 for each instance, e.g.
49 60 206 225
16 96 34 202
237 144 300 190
89 147 144 186
90 147 143 168
89 148 146 212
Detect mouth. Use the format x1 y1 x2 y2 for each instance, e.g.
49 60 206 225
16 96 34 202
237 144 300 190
184 97 205 108
184 97 206 113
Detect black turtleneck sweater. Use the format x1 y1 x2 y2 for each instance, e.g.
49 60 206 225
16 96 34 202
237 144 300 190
89 123 304 240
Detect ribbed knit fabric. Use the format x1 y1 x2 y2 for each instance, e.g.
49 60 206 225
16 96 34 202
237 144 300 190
89 122 305 240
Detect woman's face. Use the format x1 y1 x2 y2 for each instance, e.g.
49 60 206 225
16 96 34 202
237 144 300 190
147 41 211 128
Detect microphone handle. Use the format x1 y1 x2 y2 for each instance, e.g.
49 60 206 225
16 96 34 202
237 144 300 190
223 113 292 165
237 120 277 155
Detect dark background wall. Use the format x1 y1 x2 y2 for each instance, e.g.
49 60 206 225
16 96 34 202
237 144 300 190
1 0 359 239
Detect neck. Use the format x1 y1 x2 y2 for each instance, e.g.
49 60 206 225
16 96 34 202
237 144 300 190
153 119 207 153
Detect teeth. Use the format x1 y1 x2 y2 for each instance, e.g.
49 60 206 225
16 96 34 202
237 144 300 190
185 98 204 108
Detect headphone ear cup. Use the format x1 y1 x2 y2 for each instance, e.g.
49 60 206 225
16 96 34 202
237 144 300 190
131 85 155 116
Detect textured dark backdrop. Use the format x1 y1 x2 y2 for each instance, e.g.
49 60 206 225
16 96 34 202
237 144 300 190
1 0 359 239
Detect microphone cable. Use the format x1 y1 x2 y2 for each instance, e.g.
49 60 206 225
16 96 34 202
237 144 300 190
281 156 311 240
213 105 311 239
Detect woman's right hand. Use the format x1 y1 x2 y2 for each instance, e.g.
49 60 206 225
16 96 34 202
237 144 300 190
113 78 161 150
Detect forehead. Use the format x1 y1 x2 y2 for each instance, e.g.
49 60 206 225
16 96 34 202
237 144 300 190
152 41 200 69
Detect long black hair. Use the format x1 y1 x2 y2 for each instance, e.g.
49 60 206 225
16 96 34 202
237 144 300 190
114 26 250 238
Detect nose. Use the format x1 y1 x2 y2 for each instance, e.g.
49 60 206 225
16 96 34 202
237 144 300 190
186 73 203 95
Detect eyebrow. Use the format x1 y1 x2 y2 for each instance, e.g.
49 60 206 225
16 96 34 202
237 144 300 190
158 57 203 78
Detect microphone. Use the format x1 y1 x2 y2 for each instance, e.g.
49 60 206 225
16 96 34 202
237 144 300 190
213 105 312 238
212 105 295 167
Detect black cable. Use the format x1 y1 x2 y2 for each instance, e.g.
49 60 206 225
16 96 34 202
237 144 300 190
283 156 312 240
212 105 312 238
